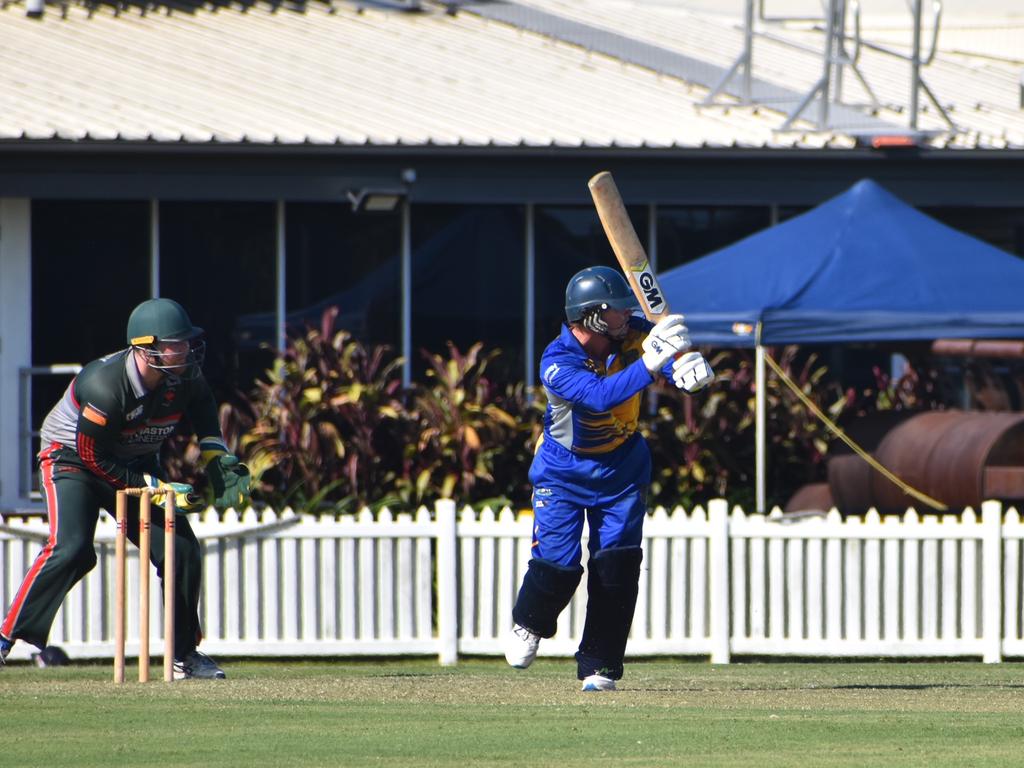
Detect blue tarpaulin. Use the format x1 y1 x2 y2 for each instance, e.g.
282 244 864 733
658 179 1024 346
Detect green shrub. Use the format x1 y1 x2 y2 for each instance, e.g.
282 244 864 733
404 342 538 509
644 347 845 511
233 307 412 512
165 310 948 513
193 309 540 512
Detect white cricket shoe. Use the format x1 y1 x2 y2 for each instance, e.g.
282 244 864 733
504 624 541 669
581 674 616 692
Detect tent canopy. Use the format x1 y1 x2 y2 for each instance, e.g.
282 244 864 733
658 179 1024 346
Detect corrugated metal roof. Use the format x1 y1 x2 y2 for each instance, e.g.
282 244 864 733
0 0 1020 149
514 0 1024 146
464 0 899 135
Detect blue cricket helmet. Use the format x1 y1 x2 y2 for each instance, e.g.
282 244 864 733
564 266 639 323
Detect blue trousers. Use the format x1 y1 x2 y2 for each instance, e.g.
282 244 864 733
528 434 650 567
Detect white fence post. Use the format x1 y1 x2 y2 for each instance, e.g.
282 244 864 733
981 500 1003 663
435 499 459 666
708 498 731 664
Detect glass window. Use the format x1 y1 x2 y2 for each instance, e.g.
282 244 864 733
285 202 401 349
656 206 771 271
410 205 525 380
31 201 150 366
534 205 648 365
922 207 1024 258
30 200 150 490
158 202 276 395
777 205 811 224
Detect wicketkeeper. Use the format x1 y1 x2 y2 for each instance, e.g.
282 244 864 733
505 266 713 691
0 298 250 678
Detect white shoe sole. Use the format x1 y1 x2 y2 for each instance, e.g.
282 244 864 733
581 676 617 692
504 651 536 669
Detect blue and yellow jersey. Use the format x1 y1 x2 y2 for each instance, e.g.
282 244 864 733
538 318 666 456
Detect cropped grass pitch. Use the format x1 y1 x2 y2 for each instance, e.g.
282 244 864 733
4 658 1024 767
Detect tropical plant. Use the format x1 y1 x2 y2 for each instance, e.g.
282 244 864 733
235 307 411 511
163 313 960 514
840 351 952 416
184 310 543 513
644 346 845 510
404 342 536 508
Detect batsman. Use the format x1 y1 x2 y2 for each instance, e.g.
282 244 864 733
505 266 714 691
0 298 250 678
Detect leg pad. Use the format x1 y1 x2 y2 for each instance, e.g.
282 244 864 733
575 546 643 680
512 558 584 638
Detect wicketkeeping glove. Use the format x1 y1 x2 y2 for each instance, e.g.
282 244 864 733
142 474 204 510
672 351 715 393
641 314 691 373
207 454 251 510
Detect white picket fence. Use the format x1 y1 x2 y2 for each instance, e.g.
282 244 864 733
3 499 1024 664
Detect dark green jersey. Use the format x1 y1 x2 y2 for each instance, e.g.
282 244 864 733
39 348 223 488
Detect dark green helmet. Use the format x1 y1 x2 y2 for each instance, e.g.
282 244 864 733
564 266 639 323
127 298 203 345
126 298 205 380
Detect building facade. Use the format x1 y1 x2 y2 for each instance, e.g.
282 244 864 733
1 0 1022 508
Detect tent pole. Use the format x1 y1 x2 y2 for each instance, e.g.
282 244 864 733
755 341 766 514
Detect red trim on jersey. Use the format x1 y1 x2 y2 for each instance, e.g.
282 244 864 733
77 432 124 488
148 414 182 426
1 444 61 639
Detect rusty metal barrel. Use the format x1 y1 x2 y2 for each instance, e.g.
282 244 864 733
784 482 833 514
864 410 1024 512
818 412 913 514
827 454 874 512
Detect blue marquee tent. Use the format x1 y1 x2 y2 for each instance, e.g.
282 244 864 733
657 178 1024 511
658 179 1024 346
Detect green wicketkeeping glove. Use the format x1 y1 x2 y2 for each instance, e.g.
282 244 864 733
142 474 204 511
207 455 251 509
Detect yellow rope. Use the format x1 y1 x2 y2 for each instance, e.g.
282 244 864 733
762 350 948 512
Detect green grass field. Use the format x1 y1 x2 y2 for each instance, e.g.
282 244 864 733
4 657 1024 767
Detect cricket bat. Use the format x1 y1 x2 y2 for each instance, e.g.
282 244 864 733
587 171 670 322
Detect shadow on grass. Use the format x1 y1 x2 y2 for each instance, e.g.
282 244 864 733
832 683 1024 690
627 682 1024 692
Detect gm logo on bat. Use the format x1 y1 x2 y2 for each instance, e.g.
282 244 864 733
634 268 666 315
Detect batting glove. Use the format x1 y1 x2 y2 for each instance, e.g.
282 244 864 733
641 314 691 373
206 455 251 510
142 474 204 510
671 351 715 393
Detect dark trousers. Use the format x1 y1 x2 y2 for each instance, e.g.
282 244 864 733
1 445 203 657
